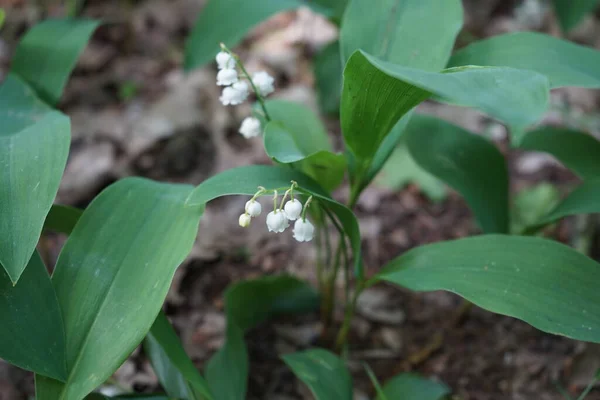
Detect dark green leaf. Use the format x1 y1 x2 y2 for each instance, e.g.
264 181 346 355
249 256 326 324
449 32 600 89
10 18 99 105
0 74 70 283
377 373 450 400
86 394 173 400
186 165 362 277
36 178 203 399
552 0 599 32
264 122 346 191
0 252 66 381
405 115 509 233
537 180 600 226
518 127 600 179
377 235 600 342
282 348 352 400
341 50 549 166
205 323 248 400
145 312 213 400
314 41 343 114
43 205 83 235
340 0 463 69
185 0 300 70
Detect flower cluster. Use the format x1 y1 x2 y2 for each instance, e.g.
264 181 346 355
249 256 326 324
215 48 275 139
238 184 315 242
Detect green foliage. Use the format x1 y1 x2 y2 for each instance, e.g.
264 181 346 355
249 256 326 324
405 115 509 234
0 252 66 381
145 312 214 400
376 373 450 400
282 349 353 400
537 180 600 227
0 75 70 283
377 235 600 343
511 184 561 235
552 0 599 32
10 18 99 105
518 127 600 179
36 178 203 399
313 41 343 114
449 32 600 89
43 205 83 235
0 9 5 29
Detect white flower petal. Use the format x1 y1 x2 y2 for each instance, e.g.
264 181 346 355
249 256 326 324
216 68 238 86
245 199 262 217
284 199 303 220
216 51 235 69
293 219 314 242
252 71 275 96
239 213 251 227
239 117 262 139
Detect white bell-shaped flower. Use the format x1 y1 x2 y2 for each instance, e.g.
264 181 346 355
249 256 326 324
239 213 251 228
239 117 261 139
216 51 235 69
216 68 238 86
252 71 275 96
245 199 262 217
266 210 289 233
283 199 302 220
220 81 249 106
293 218 314 242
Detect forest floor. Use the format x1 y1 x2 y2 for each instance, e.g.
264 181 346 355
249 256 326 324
2 0 600 399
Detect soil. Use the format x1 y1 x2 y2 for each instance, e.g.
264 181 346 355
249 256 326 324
1 0 600 399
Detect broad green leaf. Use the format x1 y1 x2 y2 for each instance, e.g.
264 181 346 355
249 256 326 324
537 180 600 226
518 127 600 179
205 275 318 400
186 165 363 277
342 50 549 164
377 235 600 342
375 138 447 202
282 348 352 400
405 115 509 233
314 41 343 114
185 0 299 70
43 205 83 235
0 252 66 381
264 122 346 191
36 178 203 400
448 32 600 89
340 0 463 69
0 9 5 29
86 395 173 400
377 373 450 400
225 275 319 332
0 74 70 283
511 184 561 235
310 0 348 22
552 0 599 32
11 18 99 105
145 312 213 400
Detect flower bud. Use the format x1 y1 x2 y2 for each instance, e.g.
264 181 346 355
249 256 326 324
284 199 302 220
239 117 262 139
266 210 289 233
239 213 251 228
216 68 238 86
245 199 262 217
293 219 314 242
216 51 235 69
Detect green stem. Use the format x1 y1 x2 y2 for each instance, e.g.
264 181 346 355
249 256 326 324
234 57 271 121
335 280 364 351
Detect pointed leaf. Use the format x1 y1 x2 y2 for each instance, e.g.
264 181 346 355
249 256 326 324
0 252 66 381
377 235 600 342
11 18 99 105
35 178 202 399
145 312 213 400
282 348 352 400
518 127 600 180
449 32 600 89
0 75 70 283
43 205 83 235
511 184 560 235
205 323 247 400
552 0 599 32
377 373 450 400
405 115 509 233
186 165 362 277
537 180 600 226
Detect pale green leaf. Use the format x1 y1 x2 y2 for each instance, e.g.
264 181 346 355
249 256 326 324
377 235 600 342
511 184 561 235
11 18 99 105
449 32 600 89
405 115 509 233
538 180 600 226
377 373 450 400
35 178 202 399
282 349 352 400
0 75 70 283
0 252 66 381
